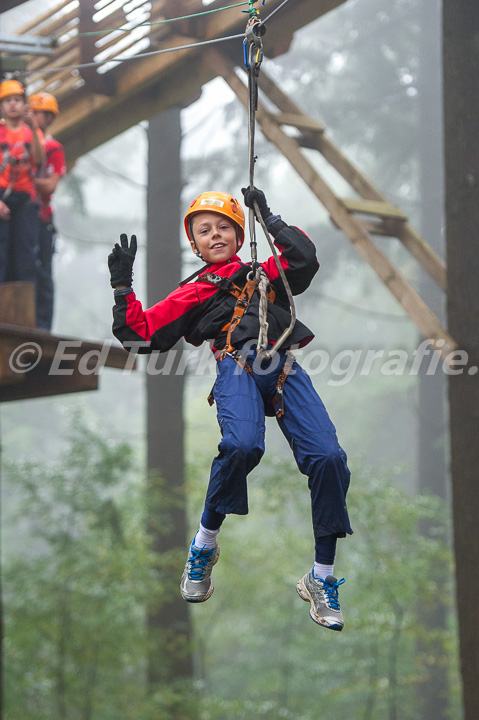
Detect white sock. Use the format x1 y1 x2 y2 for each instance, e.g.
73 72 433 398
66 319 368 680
193 523 220 549
313 562 334 581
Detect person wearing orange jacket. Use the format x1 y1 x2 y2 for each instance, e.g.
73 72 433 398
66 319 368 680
29 92 66 331
0 79 44 291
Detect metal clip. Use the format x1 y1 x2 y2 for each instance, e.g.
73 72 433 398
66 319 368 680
245 18 266 47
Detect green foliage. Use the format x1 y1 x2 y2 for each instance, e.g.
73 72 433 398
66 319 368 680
3 418 156 720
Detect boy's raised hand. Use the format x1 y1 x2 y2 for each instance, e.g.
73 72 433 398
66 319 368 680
242 186 286 237
108 233 137 288
241 186 272 223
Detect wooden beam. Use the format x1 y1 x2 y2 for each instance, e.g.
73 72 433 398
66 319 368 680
0 323 135 402
15 0 73 35
274 111 325 133
341 198 408 220
209 49 456 358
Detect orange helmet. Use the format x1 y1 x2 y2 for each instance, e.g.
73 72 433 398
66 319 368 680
0 80 25 102
184 191 245 255
28 92 59 116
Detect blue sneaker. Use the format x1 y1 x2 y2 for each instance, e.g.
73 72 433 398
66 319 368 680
180 542 220 603
296 572 345 630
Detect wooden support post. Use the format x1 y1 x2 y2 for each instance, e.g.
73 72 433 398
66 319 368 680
0 282 35 327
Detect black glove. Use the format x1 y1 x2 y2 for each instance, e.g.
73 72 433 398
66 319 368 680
108 233 137 288
241 186 272 223
241 186 286 237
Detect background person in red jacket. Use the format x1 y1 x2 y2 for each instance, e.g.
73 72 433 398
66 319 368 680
29 92 66 331
108 189 352 631
0 79 44 292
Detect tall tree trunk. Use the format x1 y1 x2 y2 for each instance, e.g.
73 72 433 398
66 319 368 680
146 109 194 712
417 2 449 717
443 3 479 719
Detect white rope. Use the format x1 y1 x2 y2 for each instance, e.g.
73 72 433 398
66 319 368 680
254 209 296 364
256 268 270 353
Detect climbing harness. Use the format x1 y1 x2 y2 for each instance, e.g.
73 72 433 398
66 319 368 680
200 268 295 419
242 0 296 365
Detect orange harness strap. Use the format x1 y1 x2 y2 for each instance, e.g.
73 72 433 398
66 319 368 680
202 270 291 412
198 270 275 359
219 276 259 359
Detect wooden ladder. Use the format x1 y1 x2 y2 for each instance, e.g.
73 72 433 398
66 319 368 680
207 50 455 358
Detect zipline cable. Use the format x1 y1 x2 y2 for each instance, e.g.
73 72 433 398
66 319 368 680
256 0 293 28
27 33 244 75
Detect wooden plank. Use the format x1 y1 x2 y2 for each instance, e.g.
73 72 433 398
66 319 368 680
26 7 79 40
0 282 35 327
356 218 400 237
273 112 325 133
0 339 27 383
341 197 408 220
0 322 135 402
0 325 134 370
210 49 456 357
15 0 73 35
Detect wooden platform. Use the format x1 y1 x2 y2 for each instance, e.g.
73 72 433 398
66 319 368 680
0 282 133 403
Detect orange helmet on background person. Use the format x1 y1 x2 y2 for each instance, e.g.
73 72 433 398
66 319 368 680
0 79 25 102
184 191 245 255
28 92 59 116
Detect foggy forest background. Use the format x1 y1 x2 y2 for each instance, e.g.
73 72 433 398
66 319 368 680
1 1 461 719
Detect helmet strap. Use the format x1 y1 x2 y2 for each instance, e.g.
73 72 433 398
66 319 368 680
235 225 244 252
188 219 205 260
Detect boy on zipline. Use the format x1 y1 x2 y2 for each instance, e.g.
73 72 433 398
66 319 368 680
109 188 352 631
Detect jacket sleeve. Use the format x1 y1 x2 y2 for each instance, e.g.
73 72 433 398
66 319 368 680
260 225 319 297
112 283 202 353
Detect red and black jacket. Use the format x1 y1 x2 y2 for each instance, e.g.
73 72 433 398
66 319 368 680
112 224 319 354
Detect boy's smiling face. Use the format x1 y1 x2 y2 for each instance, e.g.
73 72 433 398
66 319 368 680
192 211 238 263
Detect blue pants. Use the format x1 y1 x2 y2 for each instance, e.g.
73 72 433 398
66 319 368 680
204 350 352 540
36 220 55 330
0 193 39 285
